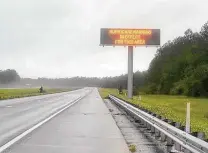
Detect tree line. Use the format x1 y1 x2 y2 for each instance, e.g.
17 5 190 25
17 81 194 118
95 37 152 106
146 21 208 97
20 71 146 89
0 69 146 90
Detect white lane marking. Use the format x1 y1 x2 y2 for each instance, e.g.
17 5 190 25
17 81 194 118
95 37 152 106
6 106 12 108
0 96 84 153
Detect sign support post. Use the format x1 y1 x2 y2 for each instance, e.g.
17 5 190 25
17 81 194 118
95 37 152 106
128 46 133 99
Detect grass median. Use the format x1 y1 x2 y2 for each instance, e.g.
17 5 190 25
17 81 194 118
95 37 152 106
0 88 71 100
99 88 208 139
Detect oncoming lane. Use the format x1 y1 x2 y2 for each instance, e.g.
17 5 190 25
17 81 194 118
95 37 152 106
0 88 91 149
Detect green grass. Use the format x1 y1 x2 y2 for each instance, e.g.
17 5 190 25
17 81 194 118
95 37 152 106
129 144 136 153
99 88 208 139
0 88 71 100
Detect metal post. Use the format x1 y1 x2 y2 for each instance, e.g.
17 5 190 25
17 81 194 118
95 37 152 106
184 104 191 153
128 46 133 99
186 103 190 133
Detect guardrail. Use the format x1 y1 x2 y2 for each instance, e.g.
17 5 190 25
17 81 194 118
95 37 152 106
109 95 208 153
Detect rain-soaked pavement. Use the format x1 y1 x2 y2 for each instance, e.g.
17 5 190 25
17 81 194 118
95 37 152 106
2 89 129 153
104 99 169 153
0 88 90 148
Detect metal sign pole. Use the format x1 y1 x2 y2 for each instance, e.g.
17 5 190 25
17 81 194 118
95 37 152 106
128 46 133 99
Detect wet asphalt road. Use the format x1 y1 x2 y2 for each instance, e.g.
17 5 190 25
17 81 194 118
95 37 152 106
2 89 129 153
0 88 90 148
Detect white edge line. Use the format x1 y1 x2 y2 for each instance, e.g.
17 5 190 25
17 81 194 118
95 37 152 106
0 96 84 153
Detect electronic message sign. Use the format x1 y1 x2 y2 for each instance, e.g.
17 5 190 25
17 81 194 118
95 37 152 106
100 28 160 46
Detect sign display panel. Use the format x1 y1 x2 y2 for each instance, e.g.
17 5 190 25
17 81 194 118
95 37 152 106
100 28 160 46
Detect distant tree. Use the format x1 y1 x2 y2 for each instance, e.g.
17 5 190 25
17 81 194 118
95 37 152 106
200 21 208 40
0 69 20 84
184 28 193 36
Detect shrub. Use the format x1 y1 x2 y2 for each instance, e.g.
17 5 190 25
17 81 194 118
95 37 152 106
204 112 208 119
129 145 136 153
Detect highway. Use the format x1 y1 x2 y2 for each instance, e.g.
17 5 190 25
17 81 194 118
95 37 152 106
0 88 129 153
0 88 90 149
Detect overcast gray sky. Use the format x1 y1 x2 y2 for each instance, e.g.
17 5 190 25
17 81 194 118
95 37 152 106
0 0 207 78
